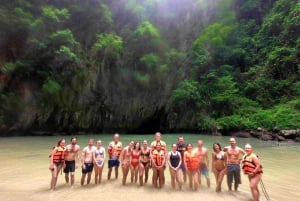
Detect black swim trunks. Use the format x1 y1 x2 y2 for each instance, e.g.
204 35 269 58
64 160 76 173
108 159 120 168
82 163 94 174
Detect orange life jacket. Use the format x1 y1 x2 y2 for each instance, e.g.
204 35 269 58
242 153 263 175
185 151 200 171
52 146 66 163
152 149 165 166
108 141 122 158
150 140 166 154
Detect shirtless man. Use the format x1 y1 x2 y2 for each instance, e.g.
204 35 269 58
107 133 122 180
81 138 96 186
195 140 210 187
224 137 246 191
64 137 80 187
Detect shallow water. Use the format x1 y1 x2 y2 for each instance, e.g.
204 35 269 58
0 134 299 201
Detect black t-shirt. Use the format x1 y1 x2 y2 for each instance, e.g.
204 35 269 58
176 143 186 158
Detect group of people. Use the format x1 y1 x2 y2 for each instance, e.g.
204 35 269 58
49 133 263 201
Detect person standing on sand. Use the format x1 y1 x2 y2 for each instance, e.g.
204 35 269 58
93 140 105 184
151 142 166 188
107 133 122 180
242 144 263 201
81 138 96 186
184 143 200 190
212 142 227 192
120 140 134 185
130 141 141 184
176 136 187 182
224 137 246 191
139 140 151 186
63 137 80 188
195 140 210 188
167 144 183 190
49 139 66 191
150 132 167 185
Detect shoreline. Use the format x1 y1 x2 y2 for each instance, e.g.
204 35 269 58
0 128 299 143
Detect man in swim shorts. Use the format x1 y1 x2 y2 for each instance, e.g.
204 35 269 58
107 133 122 180
195 140 210 187
64 137 80 187
81 138 96 186
224 137 246 191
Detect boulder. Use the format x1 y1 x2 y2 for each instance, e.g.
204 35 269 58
275 135 286 142
273 127 281 133
251 130 261 138
294 137 300 143
260 133 274 141
279 129 300 139
230 131 252 138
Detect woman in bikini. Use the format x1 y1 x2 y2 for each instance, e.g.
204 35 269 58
93 140 105 184
139 140 151 186
130 141 141 184
167 144 183 190
212 142 227 192
121 140 134 185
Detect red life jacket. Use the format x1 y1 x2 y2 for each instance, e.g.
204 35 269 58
52 146 66 163
242 153 263 175
152 149 165 166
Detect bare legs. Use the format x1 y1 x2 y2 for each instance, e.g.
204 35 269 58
213 169 226 192
65 173 69 184
94 165 104 184
108 166 119 180
139 163 150 186
130 165 139 183
169 168 183 190
65 172 75 187
249 174 262 201
199 173 211 188
50 164 63 191
182 169 187 183
152 167 165 188
122 162 130 185
107 167 112 180
81 172 92 186
187 170 199 190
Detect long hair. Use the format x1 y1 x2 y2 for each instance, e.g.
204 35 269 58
213 142 222 152
57 139 65 147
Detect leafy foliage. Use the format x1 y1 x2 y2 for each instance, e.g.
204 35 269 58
0 0 299 134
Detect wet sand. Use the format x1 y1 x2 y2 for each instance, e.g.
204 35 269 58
0 135 299 201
